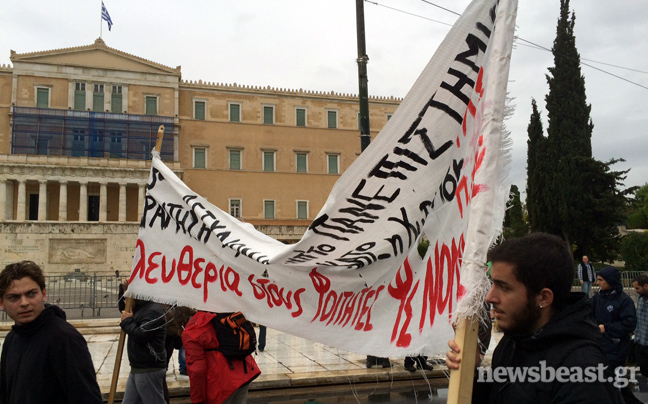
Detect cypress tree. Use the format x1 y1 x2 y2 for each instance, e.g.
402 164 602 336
526 98 549 232
526 0 633 259
544 0 593 250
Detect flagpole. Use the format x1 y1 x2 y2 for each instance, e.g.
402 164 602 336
99 0 103 39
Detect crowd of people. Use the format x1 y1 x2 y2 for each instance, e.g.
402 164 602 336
118 279 260 404
2 232 647 404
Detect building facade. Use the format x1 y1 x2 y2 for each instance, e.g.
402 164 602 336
0 39 400 275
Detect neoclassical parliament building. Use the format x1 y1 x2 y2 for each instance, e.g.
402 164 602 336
0 38 400 275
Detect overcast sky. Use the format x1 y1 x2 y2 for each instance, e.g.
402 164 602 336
1 0 646 196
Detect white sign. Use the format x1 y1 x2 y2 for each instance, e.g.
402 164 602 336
127 0 517 357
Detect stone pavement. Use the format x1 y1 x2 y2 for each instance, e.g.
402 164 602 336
0 317 460 401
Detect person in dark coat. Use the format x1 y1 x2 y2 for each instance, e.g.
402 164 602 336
592 266 641 404
0 261 102 404
446 233 622 403
120 297 168 404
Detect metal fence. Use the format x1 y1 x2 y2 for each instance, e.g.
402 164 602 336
45 274 123 317
2 271 646 322
572 271 647 302
1 274 123 321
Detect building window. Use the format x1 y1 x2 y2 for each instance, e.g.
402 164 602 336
229 199 241 218
229 103 241 122
109 133 124 158
36 138 49 155
327 154 339 174
263 151 275 172
296 107 306 127
297 200 308 220
74 82 86 110
193 147 206 169
386 113 393 121
357 112 361 130
111 85 122 113
194 100 206 120
229 149 241 170
263 105 274 125
145 96 158 115
93 84 105 112
296 152 308 173
72 130 86 157
36 87 49 108
264 200 275 219
327 110 338 129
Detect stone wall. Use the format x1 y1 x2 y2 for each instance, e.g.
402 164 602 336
0 222 139 276
0 222 308 276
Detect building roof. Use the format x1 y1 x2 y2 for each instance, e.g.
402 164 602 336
10 38 181 76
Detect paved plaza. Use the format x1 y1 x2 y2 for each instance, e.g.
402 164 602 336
0 317 454 400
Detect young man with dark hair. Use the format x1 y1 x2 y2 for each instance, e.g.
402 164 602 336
446 233 621 403
0 261 102 404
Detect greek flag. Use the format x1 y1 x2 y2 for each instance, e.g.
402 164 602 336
102 2 113 31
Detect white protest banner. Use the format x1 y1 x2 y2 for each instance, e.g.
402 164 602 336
126 0 517 357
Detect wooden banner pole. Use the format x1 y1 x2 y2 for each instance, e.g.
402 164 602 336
106 298 132 404
446 315 480 404
107 125 165 404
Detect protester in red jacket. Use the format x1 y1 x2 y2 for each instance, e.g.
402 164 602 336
182 311 260 404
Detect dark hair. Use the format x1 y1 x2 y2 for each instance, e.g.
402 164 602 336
487 233 573 310
0 261 46 297
634 274 648 287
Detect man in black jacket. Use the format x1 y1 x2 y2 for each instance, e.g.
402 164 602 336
592 266 641 404
0 261 102 404
120 292 167 404
446 233 622 403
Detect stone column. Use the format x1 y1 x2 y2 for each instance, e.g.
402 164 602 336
58 181 68 221
17 180 26 221
38 180 47 221
99 182 108 222
118 182 127 222
138 183 146 222
0 179 6 221
79 181 88 221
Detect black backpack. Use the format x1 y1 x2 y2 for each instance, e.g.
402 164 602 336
210 312 257 372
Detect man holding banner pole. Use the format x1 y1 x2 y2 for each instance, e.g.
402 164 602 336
446 233 622 403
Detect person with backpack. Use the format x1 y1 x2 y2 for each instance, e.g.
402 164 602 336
182 311 260 404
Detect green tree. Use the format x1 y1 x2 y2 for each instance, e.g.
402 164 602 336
640 185 648 218
504 184 528 239
627 183 648 229
544 0 593 251
574 157 633 262
526 99 550 233
526 0 632 261
620 232 648 272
